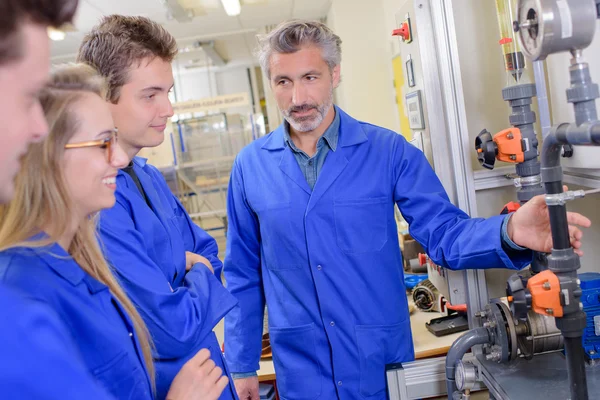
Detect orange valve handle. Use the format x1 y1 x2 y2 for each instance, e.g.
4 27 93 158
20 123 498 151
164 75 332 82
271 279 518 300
500 201 521 215
527 270 563 317
494 127 525 164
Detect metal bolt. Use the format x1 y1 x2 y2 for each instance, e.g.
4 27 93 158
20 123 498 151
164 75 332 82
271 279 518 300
591 350 596 355
483 321 496 329
546 308 554 315
510 155 517 161
543 282 551 290
507 133 514 139
520 19 537 30
485 351 501 362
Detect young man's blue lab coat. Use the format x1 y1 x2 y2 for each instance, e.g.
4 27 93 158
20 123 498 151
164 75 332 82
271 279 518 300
224 107 532 399
0 242 153 399
98 157 239 400
0 283 115 399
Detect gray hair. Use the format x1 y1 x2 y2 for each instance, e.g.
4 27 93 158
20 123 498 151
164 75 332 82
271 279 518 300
256 19 342 79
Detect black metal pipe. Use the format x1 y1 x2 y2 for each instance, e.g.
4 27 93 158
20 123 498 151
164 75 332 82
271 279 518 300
564 336 588 400
541 121 592 400
445 328 491 398
547 205 571 250
544 180 570 250
545 181 563 195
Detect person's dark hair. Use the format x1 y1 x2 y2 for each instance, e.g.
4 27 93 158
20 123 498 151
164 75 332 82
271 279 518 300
0 0 79 65
77 15 178 103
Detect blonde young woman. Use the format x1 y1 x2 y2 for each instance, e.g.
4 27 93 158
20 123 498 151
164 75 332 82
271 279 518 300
0 64 228 400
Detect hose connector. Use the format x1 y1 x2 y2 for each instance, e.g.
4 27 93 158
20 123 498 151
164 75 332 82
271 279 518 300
544 190 586 206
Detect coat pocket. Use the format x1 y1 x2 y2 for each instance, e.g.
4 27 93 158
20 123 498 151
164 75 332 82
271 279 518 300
355 321 411 398
93 351 150 400
270 323 322 400
334 197 388 254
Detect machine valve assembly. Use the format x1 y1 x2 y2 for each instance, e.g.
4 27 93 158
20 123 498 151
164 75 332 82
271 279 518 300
475 127 525 169
527 270 565 317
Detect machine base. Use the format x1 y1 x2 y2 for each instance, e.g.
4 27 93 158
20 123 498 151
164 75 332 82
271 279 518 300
477 353 600 399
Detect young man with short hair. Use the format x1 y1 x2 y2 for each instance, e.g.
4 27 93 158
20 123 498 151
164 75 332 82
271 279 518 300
78 15 238 400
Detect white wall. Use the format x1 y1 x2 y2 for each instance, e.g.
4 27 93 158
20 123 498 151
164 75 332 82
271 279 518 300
327 0 400 132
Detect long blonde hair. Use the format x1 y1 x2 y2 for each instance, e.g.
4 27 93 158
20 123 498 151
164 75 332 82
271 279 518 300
0 64 155 388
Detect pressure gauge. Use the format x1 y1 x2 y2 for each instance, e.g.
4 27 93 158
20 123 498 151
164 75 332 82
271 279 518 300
455 360 477 391
516 0 597 61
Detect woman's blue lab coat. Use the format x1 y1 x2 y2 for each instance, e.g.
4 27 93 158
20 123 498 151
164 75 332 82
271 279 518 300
224 107 532 399
0 242 153 399
98 157 238 400
0 283 114 399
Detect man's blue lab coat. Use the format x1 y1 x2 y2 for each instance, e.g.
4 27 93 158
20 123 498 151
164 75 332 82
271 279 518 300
0 242 153 399
224 107 532 399
99 157 238 400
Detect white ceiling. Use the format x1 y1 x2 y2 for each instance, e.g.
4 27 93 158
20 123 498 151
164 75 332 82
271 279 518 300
51 0 332 65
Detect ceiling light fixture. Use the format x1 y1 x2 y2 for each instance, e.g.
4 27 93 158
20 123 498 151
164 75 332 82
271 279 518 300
220 0 241 16
47 27 66 41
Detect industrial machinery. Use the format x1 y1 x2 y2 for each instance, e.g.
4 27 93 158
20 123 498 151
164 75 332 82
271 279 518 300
412 279 444 312
445 1 600 399
386 0 600 399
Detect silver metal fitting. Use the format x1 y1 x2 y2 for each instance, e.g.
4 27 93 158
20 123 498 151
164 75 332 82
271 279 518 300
545 190 586 206
514 175 542 189
483 321 496 329
485 350 501 362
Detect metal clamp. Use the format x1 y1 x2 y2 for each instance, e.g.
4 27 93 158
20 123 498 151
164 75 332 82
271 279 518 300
514 174 542 188
544 190 586 206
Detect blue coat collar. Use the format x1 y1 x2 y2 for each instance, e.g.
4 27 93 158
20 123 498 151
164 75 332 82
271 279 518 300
132 156 148 168
24 234 108 294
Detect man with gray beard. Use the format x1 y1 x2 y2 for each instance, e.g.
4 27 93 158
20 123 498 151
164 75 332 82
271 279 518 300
223 19 591 400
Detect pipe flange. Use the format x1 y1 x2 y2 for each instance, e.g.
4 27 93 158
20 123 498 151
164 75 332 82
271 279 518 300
509 111 537 126
500 302 519 361
566 83 600 104
502 83 536 101
483 301 518 362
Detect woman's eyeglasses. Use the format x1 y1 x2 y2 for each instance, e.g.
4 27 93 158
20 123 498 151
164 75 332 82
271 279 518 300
64 128 118 162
